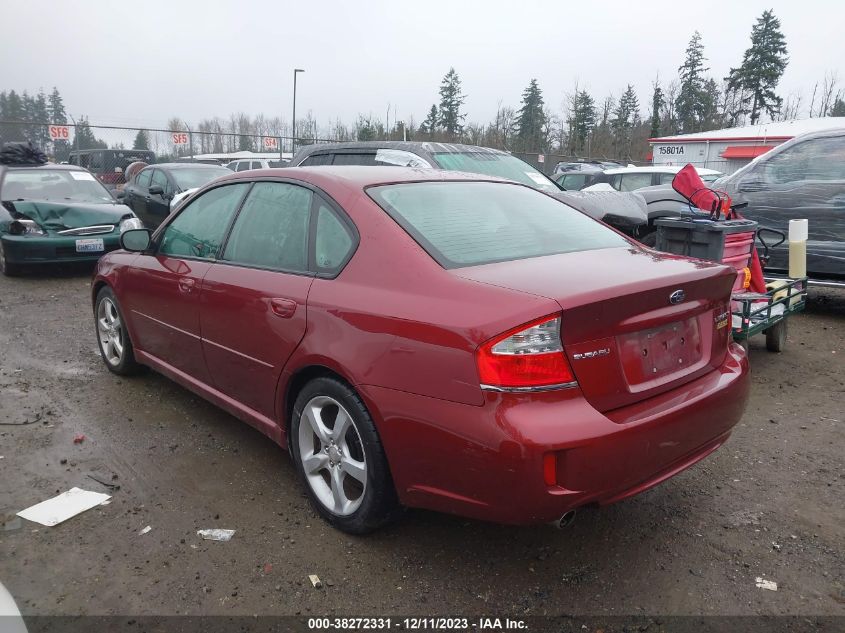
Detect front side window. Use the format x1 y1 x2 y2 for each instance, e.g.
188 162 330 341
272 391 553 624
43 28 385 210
758 138 845 184
222 182 312 272
159 183 249 259
314 202 354 272
368 181 628 268
171 167 230 190
150 169 171 195
236 162 251 172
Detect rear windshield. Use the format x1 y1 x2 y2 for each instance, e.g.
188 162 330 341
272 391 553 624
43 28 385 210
368 181 628 268
430 152 559 193
171 167 231 189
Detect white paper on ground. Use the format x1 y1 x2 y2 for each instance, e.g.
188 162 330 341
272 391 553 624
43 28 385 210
755 577 778 591
17 487 111 527
197 528 235 541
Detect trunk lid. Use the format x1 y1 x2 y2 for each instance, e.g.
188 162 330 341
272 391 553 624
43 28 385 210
453 246 735 412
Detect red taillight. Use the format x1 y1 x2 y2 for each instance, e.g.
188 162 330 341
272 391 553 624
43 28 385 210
476 315 576 389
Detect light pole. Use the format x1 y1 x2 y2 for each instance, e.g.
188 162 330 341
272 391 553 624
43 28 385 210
292 68 305 157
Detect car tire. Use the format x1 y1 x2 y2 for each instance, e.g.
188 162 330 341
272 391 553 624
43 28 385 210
765 319 787 353
291 377 399 534
94 286 141 375
0 241 20 276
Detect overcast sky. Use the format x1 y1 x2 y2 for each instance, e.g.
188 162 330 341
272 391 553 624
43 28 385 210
1 0 843 130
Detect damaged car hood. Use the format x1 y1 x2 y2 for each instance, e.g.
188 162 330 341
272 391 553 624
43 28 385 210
2 200 131 231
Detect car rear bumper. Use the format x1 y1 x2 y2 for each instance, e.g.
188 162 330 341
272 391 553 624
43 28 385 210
360 342 749 525
1 234 121 264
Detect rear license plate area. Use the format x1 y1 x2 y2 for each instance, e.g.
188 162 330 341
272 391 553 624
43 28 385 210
619 318 702 385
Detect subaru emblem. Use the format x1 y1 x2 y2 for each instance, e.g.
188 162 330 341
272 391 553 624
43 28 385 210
669 289 685 304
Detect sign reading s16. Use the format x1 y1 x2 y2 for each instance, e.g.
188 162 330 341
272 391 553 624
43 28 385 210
49 125 71 141
171 132 189 145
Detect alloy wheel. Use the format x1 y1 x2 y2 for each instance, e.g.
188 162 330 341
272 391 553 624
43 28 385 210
297 395 367 516
97 297 124 366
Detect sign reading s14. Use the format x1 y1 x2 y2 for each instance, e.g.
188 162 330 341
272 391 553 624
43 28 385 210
263 137 278 149
171 132 189 145
49 125 71 141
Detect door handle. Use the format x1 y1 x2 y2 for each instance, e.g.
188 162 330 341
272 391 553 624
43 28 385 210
270 298 297 318
178 278 195 293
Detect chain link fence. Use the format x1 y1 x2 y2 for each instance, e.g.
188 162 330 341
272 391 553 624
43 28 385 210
0 119 340 188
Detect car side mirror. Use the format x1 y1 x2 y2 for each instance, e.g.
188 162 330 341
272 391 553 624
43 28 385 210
120 228 152 252
148 185 164 195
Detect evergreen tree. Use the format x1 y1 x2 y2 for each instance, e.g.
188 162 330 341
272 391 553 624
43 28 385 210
831 97 845 117
75 116 107 150
675 31 709 133
726 9 788 124
437 68 466 139
569 90 596 153
3 90 26 141
48 88 70 160
356 115 378 141
701 78 721 129
611 84 640 157
515 79 546 151
419 105 439 136
133 129 150 150
649 80 665 138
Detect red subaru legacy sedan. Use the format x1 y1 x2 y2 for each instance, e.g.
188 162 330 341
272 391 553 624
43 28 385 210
92 167 749 533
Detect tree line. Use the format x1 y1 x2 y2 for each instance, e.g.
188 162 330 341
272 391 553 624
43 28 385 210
2 10 844 162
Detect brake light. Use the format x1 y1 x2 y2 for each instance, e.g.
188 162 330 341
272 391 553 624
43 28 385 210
476 315 576 389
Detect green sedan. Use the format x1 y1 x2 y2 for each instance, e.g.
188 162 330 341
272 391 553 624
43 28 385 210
0 163 143 275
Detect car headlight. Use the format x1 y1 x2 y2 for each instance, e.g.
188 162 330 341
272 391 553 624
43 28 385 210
8 219 46 236
119 217 144 233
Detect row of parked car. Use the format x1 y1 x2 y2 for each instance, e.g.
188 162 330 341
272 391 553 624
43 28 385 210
2 129 844 284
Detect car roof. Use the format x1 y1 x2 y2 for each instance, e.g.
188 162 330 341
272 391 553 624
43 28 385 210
217 165 515 190
294 140 509 157
146 162 228 170
602 165 722 175
0 162 87 172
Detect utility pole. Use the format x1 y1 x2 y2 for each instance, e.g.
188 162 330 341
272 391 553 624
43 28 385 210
292 69 305 157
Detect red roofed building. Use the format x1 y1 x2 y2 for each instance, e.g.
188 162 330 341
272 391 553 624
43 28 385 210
649 117 845 174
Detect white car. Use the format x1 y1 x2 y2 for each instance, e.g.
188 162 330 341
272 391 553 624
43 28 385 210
579 165 724 192
225 158 288 172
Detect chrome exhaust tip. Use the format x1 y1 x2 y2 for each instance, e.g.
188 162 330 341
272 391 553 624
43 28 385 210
555 510 577 529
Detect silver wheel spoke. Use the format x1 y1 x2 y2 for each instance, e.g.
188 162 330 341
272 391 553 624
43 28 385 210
303 404 330 444
303 452 328 475
112 335 124 357
340 456 366 484
330 466 347 513
332 408 352 442
98 317 110 332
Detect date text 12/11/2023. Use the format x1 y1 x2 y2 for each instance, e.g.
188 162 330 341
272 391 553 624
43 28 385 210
307 617 528 630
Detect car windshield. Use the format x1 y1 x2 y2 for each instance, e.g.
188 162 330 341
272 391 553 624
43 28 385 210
430 152 560 193
368 181 628 268
1 168 114 203
171 167 231 190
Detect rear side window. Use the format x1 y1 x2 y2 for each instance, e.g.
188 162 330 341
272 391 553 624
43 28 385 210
159 183 250 259
236 162 251 172
332 153 378 166
368 182 627 269
618 173 654 191
314 202 354 272
223 182 312 272
299 154 332 166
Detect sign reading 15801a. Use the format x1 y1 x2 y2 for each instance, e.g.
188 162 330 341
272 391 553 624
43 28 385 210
657 145 685 155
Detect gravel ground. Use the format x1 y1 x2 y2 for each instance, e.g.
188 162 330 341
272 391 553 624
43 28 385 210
0 265 842 619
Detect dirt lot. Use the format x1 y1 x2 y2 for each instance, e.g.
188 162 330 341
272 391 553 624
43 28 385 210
0 265 843 621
